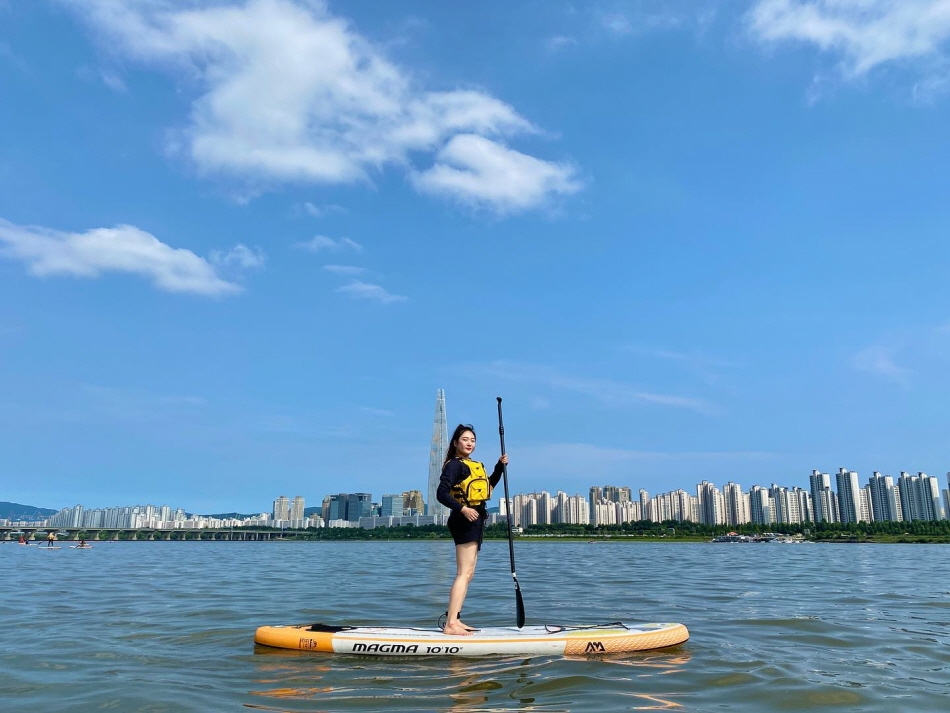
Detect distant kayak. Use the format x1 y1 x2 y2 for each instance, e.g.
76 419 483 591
254 621 689 656
70 545 94 549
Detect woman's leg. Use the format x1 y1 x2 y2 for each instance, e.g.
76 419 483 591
443 542 479 636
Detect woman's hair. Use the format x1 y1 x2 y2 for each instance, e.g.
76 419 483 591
445 423 475 464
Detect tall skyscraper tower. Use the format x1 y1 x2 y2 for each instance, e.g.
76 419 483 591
427 389 449 522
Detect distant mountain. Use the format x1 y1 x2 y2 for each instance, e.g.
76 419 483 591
304 506 321 517
206 512 259 519
0 502 57 521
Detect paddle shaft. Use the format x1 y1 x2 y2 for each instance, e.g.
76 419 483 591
497 397 526 628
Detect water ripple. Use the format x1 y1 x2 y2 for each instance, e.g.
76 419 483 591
3 540 950 711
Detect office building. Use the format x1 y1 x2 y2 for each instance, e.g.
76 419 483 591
403 490 424 515
381 494 405 517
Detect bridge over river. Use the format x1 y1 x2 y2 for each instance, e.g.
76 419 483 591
1 526 292 541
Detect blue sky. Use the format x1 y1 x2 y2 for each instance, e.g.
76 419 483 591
2 0 949 513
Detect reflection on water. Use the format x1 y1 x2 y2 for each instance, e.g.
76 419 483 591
3 541 950 711
247 649 690 712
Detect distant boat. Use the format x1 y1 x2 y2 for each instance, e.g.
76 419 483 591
711 534 751 543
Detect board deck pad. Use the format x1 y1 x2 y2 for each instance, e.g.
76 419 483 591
254 621 688 657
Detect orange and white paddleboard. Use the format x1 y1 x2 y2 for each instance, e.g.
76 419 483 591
254 621 688 657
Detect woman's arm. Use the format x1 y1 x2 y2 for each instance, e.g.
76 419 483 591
437 459 466 512
488 455 508 487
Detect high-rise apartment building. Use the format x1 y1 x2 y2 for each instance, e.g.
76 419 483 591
898 472 944 521
536 491 553 524
835 468 863 523
426 389 448 522
790 487 812 524
895 472 944 522
921 473 944 520
589 486 603 510
697 481 724 525
749 486 772 524
644 489 695 523
272 496 289 521
769 484 792 524
860 485 874 522
868 472 901 522
809 470 839 523
290 496 305 521
552 491 589 525
639 489 651 521
723 482 747 526
603 486 632 503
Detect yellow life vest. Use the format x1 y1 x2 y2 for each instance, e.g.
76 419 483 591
452 458 492 507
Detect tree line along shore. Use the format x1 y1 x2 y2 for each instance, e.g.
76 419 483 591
47 520 950 544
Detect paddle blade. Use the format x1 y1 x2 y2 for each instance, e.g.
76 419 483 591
515 584 526 628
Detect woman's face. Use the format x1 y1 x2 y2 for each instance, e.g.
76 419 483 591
455 430 476 458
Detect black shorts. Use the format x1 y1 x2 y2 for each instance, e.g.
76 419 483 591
447 509 486 549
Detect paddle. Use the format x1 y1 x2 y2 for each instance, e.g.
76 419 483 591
496 396 526 628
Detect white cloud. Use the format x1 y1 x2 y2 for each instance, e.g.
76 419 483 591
100 69 127 92
854 344 911 385
360 406 394 416
594 3 703 38
602 13 635 35
323 264 367 276
474 360 716 414
748 0 950 79
336 279 406 304
546 35 577 52
302 201 346 218
296 235 363 253
0 218 241 296
210 243 266 269
625 345 730 365
411 134 582 213
61 0 578 212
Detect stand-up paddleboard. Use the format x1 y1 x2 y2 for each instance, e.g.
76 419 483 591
40 546 62 550
254 621 688 656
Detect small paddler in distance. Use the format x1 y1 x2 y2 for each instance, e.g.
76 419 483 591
437 423 508 637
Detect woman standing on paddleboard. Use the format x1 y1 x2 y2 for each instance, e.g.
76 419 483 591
437 423 508 636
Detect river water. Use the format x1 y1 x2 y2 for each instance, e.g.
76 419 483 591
3 540 949 711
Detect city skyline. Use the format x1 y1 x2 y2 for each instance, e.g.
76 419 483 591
25 467 950 531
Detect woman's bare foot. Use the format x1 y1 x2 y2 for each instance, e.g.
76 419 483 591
459 621 478 632
442 621 475 636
